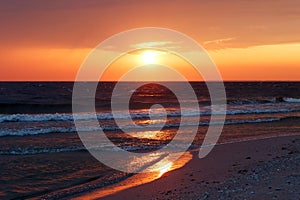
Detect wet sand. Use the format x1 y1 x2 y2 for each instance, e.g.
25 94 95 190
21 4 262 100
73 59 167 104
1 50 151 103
74 135 300 200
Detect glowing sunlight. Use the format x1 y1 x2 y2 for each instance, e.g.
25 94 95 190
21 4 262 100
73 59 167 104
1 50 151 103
140 51 159 64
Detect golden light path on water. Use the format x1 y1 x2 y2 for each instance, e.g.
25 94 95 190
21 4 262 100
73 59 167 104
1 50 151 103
73 151 193 200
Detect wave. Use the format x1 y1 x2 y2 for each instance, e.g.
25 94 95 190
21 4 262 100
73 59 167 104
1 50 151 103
1 104 300 123
282 97 300 103
0 125 117 137
1 116 299 137
0 127 75 137
228 97 300 105
0 147 85 155
0 113 74 123
0 144 185 155
1 117 299 154
228 99 276 105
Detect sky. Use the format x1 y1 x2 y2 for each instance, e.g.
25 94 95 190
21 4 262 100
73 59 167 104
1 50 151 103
0 0 299 81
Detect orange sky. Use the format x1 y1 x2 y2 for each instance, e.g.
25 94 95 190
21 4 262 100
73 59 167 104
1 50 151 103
0 0 299 81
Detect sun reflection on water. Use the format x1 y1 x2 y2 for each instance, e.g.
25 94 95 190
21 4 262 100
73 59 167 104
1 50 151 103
157 162 173 177
74 151 193 200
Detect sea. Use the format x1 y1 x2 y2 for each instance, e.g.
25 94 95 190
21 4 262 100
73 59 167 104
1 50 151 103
1 82 300 199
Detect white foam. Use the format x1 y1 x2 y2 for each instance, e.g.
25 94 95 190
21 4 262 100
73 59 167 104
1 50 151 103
283 97 300 103
0 147 84 155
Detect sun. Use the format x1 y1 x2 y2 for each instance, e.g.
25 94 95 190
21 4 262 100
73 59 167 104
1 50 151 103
140 51 159 64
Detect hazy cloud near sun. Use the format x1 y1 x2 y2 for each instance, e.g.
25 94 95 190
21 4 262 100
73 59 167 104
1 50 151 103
203 37 236 50
131 41 177 49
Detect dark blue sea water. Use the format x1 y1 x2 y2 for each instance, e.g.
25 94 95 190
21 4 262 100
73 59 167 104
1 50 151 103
1 82 300 199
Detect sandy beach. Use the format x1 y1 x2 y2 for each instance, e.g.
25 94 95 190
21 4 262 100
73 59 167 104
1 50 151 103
73 135 300 200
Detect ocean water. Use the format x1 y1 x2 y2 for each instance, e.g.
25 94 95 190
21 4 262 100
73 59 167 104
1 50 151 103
1 82 300 199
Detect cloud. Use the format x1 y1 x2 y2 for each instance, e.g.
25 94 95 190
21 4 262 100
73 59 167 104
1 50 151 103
131 41 179 49
203 37 236 46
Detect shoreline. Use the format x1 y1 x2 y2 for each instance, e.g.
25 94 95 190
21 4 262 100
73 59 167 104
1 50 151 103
71 134 300 200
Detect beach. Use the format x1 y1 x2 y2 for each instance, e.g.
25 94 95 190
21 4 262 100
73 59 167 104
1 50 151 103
75 135 300 200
